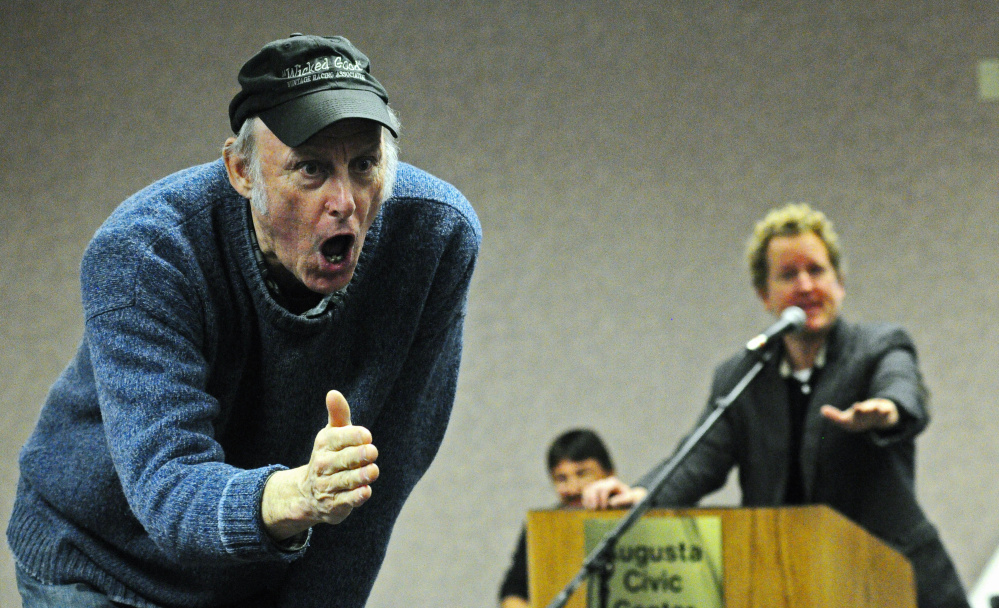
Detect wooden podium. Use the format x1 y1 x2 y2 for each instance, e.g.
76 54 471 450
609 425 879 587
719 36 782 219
526 505 916 608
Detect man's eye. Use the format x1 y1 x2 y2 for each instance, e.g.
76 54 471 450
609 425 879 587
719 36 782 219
353 158 375 173
300 161 322 176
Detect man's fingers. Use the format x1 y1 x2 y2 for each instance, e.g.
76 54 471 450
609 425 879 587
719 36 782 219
582 477 633 510
322 391 375 452
315 422 375 453
312 462 380 494
314 485 375 526
581 484 603 509
305 459 379 525
593 486 612 508
607 492 634 508
608 487 647 508
821 400 898 431
312 441 379 475
344 484 373 507
326 390 352 428
854 399 899 427
853 401 877 415
820 404 850 424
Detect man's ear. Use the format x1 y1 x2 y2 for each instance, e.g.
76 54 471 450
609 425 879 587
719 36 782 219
222 139 254 199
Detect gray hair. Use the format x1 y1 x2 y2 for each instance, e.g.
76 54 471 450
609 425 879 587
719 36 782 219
223 112 401 215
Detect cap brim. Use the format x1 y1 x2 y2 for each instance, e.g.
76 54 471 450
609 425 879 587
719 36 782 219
258 88 398 147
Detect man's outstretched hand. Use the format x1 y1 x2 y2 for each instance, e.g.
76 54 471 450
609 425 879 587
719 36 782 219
262 390 380 541
820 398 899 432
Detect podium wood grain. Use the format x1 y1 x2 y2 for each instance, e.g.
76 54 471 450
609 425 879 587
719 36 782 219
526 505 915 608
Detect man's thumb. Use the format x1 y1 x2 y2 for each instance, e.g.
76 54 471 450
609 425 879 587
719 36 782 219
326 390 352 428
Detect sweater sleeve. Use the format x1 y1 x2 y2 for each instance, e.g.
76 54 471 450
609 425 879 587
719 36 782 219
81 224 303 565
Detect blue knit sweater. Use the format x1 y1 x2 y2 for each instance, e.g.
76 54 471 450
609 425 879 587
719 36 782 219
7 159 481 607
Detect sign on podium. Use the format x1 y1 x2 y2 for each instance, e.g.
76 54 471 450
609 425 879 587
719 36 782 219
526 505 915 608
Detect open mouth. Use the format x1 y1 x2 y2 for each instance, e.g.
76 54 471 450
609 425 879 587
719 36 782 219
321 234 354 264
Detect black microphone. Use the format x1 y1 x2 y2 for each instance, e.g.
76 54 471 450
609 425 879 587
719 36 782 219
745 306 807 351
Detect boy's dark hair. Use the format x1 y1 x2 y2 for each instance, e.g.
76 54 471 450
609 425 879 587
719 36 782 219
546 429 614 473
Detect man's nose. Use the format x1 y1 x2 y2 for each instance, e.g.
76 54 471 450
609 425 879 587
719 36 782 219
323 177 356 217
794 271 814 291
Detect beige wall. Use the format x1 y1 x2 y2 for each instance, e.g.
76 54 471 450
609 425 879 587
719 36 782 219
2 2 997 605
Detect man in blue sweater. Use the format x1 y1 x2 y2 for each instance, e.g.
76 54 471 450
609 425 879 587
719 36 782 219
7 34 481 607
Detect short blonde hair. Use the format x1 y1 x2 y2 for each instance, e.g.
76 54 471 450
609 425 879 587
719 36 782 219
746 203 843 291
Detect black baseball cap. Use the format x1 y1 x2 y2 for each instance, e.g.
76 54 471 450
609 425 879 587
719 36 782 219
229 33 398 147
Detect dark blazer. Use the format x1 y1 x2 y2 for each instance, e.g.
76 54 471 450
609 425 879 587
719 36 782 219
639 319 968 608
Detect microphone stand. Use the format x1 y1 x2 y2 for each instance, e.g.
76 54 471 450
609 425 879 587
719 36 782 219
544 347 776 608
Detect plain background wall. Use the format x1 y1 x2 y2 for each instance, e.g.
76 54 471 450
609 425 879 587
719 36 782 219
2 1 998 605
